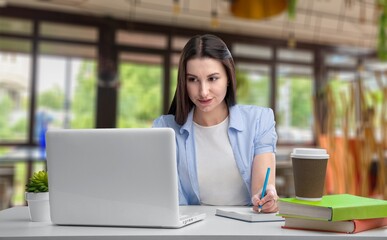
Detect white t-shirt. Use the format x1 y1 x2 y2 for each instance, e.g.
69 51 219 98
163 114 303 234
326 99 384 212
194 117 250 205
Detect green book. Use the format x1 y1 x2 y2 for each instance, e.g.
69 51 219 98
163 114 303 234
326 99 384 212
278 194 387 221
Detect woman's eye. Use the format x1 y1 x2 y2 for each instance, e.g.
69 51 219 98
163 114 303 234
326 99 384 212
209 77 218 81
187 77 197 82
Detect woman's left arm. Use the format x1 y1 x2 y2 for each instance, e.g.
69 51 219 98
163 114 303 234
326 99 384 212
251 152 279 213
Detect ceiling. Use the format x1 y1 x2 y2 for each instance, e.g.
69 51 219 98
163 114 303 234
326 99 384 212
0 0 379 52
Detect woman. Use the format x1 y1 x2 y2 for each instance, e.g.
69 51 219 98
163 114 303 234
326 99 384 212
153 34 278 213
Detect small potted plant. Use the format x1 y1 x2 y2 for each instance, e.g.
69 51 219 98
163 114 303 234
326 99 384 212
25 170 50 222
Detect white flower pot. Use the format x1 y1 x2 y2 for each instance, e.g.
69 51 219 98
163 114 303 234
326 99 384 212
25 192 51 222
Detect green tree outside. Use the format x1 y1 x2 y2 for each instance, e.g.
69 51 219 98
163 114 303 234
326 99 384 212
236 69 269 107
71 61 96 129
117 62 162 128
0 94 14 139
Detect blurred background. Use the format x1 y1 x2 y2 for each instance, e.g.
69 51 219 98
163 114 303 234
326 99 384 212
0 0 386 210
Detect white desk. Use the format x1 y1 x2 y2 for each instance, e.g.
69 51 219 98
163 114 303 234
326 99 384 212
0 206 386 239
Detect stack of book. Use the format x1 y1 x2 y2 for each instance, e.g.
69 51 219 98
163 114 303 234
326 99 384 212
278 194 387 234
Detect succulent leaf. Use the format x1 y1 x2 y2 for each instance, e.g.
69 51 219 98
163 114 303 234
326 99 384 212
25 170 49 192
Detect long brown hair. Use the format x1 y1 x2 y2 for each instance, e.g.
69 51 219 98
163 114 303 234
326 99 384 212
168 34 237 125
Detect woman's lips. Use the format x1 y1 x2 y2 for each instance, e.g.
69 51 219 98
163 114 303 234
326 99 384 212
198 99 212 105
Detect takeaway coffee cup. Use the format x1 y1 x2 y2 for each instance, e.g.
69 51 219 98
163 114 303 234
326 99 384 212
291 148 329 201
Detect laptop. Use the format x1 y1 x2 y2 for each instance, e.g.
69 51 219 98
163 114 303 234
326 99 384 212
46 128 205 228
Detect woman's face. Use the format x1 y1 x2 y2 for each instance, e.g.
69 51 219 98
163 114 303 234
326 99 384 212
186 57 228 115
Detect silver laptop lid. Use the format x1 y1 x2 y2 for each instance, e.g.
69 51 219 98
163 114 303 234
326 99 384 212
46 128 180 227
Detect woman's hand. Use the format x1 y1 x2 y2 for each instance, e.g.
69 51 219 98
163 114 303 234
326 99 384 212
251 184 278 213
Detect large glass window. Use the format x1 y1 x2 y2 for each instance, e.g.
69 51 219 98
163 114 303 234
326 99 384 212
40 22 97 42
325 54 357 67
276 64 314 144
117 52 163 128
116 30 167 49
362 65 386 141
278 48 313 62
37 42 97 138
0 17 32 35
326 70 358 136
0 39 31 142
236 63 270 107
233 43 272 59
324 56 381 139
36 56 96 136
39 42 96 58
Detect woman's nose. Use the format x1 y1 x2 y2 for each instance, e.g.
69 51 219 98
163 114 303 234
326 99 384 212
199 82 209 97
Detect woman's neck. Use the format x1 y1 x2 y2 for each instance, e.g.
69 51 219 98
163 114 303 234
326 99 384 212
193 102 229 126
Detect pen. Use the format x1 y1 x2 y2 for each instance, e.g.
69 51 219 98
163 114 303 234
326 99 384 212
258 167 271 213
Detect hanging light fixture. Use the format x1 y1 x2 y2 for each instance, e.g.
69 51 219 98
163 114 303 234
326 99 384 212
288 32 296 49
211 0 220 28
211 10 220 28
173 0 180 15
230 0 287 20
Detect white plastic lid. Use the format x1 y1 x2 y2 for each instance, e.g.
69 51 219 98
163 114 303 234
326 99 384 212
290 148 329 159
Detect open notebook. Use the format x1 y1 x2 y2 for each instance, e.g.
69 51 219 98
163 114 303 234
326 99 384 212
216 207 284 222
46 128 205 228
